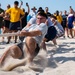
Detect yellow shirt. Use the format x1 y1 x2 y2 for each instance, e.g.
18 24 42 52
56 15 62 24
6 7 25 22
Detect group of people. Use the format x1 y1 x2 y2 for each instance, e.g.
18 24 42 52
54 6 75 38
0 0 75 71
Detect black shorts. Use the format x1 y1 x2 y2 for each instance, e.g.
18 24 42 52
61 21 67 28
17 42 24 59
34 44 40 56
4 20 10 28
0 19 3 28
17 42 40 59
9 21 21 30
45 26 57 42
61 24 66 28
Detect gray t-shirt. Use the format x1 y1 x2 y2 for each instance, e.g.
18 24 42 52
47 17 53 27
23 23 48 45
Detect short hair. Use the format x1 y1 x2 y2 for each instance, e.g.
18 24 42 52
37 7 44 13
56 10 59 16
51 14 57 20
37 9 44 13
37 12 48 19
7 4 10 8
47 12 51 17
38 7 43 10
45 7 48 9
14 1 19 5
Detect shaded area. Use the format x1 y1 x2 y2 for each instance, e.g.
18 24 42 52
46 40 75 69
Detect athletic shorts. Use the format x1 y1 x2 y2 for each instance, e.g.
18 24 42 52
17 42 24 59
61 24 67 28
0 19 3 28
9 21 21 30
45 26 57 42
17 42 40 59
4 20 10 28
68 24 73 29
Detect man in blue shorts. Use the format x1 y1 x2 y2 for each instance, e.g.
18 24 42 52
5 1 25 43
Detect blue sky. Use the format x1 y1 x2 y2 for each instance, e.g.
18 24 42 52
0 0 75 14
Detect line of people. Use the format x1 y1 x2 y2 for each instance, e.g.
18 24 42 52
0 1 75 44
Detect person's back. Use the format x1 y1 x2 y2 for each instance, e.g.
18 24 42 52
55 21 64 32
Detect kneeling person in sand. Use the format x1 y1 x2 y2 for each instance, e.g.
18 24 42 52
0 12 48 71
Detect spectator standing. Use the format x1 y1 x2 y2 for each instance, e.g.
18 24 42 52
27 6 37 22
67 7 75 38
21 2 30 28
62 10 68 38
45 7 51 16
1 4 11 42
5 1 25 43
3 4 11 33
55 10 63 24
0 4 4 34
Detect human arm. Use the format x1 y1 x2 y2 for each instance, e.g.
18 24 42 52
19 0 23 8
0 30 42 37
20 9 25 27
73 21 75 26
19 23 48 37
5 8 11 17
19 30 42 37
0 12 4 17
26 3 30 14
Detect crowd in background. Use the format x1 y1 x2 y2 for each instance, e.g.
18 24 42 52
0 0 75 45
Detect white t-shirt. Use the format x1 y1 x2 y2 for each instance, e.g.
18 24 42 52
23 23 48 45
54 21 64 32
28 17 53 27
29 11 37 18
28 17 36 24
47 17 53 27
54 21 64 37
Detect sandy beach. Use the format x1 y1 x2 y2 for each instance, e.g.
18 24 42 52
0 37 75 75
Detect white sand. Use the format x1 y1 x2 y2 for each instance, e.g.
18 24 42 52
0 37 75 75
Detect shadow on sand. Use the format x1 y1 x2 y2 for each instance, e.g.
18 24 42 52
46 41 75 69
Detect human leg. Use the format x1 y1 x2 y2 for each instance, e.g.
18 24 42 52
8 21 21 43
52 37 57 45
24 37 40 64
0 45 23 64
40 38 47 51
70 29 73 38
0 45 26 71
